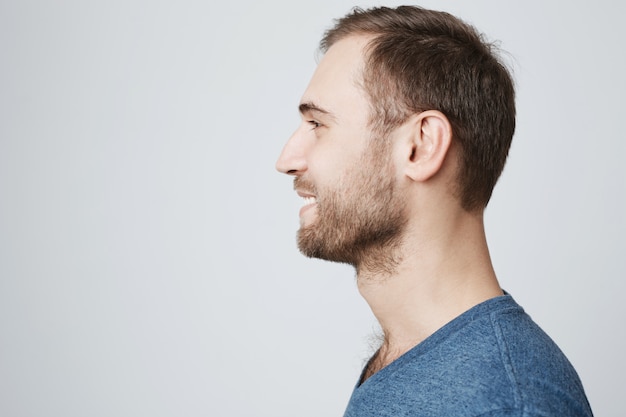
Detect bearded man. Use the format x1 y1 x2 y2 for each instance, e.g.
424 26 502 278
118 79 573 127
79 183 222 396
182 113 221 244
276 6 593 417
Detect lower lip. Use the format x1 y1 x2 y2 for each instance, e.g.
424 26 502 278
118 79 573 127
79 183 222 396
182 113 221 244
299 202 317 217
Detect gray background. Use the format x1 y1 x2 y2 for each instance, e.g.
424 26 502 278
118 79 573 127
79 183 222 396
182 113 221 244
1 0 623 416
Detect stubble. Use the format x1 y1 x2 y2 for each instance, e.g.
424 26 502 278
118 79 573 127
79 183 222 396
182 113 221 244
295 140 407 275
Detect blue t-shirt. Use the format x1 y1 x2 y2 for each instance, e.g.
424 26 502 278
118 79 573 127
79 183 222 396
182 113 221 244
343 295 593 417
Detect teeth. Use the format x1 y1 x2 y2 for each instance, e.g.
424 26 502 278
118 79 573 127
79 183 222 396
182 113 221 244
303 196 316 205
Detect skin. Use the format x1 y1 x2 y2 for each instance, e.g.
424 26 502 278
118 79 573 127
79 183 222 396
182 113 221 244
276 35 504 381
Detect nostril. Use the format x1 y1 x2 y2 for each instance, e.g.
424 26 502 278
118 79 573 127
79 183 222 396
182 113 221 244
287 169 298 174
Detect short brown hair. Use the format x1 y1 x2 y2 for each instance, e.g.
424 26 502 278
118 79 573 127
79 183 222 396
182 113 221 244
321 6 516 211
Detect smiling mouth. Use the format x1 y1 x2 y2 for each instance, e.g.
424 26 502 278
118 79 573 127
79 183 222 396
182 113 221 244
294 178 318 215
296 187 317 205
298 194 318 218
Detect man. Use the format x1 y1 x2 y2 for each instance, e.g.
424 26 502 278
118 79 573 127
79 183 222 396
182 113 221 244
276 5 592 417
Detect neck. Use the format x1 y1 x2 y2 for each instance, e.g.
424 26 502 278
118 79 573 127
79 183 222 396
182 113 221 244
356 209 503 374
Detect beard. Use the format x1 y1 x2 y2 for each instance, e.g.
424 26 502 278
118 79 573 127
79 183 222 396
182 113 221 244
295 140 407 275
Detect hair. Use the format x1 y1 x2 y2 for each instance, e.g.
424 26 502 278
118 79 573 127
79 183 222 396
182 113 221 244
320 6 516 211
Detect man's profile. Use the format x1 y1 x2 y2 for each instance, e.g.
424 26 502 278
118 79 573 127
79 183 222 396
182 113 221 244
276 6 592 416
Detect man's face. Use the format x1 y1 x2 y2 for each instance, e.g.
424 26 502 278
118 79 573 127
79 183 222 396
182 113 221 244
276 36 407 270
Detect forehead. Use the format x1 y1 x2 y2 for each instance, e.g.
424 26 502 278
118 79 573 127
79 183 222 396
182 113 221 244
300 35 372 117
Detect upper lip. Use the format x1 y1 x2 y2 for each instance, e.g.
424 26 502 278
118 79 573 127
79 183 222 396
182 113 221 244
296 189 316 198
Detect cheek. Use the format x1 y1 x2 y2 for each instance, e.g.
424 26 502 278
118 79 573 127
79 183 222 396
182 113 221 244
308 149 348 184
307 128 370 184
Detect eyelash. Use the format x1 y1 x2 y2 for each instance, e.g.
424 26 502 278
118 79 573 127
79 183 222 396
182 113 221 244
307 120 322 129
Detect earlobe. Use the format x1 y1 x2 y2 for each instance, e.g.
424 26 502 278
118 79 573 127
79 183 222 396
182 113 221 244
404 110 453 182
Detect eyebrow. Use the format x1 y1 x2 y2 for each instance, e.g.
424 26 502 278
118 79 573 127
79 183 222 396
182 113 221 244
298 101 337 121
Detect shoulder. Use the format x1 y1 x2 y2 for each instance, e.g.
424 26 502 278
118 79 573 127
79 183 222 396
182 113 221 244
343 295 593 417
486 297 593 416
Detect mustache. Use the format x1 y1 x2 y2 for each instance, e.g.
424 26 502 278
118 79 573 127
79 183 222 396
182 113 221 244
293 177 317 194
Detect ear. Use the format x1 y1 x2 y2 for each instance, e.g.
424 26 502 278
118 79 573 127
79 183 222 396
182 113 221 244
402 110 453 182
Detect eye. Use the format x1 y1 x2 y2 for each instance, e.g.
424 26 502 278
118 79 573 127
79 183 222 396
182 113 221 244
307 120 322 129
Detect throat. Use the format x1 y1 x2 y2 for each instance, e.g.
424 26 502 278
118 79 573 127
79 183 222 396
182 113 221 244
360 343 409 384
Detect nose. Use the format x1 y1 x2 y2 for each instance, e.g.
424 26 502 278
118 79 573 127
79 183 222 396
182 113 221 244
275 128 308 175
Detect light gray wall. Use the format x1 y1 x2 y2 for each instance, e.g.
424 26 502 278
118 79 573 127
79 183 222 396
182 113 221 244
1 1 623 416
